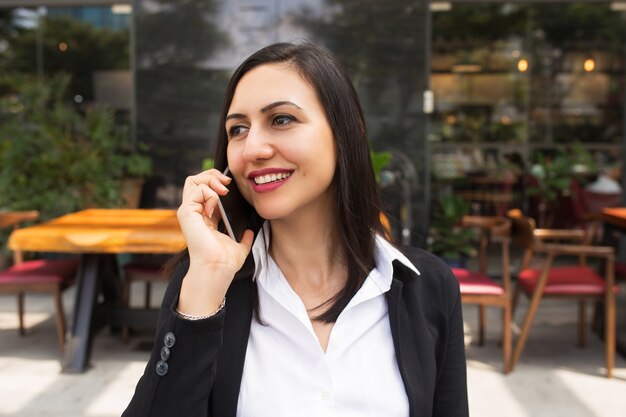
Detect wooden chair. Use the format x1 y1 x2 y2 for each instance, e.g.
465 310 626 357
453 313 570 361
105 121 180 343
507 209 617 377
451 215 512 373
0 211 78 354
121 256 169 342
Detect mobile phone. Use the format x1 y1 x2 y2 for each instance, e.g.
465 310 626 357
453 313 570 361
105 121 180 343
217 167 236 241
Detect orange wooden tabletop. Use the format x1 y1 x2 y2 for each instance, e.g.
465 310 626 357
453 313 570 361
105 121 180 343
8 209 186 254
602 207 626 230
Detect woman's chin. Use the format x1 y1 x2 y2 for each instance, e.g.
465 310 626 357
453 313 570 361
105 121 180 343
251 198 302 221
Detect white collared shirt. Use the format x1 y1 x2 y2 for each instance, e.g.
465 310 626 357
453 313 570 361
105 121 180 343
236 224 420 417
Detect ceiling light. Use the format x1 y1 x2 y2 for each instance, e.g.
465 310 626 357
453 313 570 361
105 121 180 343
517 59 529 72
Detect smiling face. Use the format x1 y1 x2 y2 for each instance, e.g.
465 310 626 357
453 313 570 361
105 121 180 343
225 63 337 222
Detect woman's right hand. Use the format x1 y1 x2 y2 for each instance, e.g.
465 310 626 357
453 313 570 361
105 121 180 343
176 169 254 316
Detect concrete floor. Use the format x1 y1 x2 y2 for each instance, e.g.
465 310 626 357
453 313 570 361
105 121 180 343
1 281 626 417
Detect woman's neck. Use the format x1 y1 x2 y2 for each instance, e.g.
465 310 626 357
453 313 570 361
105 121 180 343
268 210 347 312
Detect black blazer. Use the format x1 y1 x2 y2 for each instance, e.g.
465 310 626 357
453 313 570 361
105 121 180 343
123 247 468 417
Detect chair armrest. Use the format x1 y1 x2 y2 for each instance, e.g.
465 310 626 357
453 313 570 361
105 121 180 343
537 243 614 259
462 215 511 236
533 228 586 241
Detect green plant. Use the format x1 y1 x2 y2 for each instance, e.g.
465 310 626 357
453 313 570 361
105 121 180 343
202 158 214 171
428 194 477 260
0 73 151 222
370 150 391 183
527 152 572 204
528 144 598 204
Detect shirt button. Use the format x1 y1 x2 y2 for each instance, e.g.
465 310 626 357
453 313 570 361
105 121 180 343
164 332 176 348
155 360 169 376
160 346 171 361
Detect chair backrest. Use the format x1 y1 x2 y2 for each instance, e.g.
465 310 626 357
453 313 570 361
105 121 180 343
0 211 40 265
461 215 512 293
506 208 601 268
0 211 39 229
507 209 537 270
570 179 622 223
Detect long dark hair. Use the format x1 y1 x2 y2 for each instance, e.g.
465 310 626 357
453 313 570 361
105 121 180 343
219 42 383 323
170 42 383 323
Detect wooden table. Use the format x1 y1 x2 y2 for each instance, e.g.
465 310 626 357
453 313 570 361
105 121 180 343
602 207 626 358
602 207 626 230
8 209 186 372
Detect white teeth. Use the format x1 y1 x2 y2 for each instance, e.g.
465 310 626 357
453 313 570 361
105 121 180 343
254 172 291 185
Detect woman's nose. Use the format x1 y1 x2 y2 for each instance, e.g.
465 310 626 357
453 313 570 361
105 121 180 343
242 126 274 161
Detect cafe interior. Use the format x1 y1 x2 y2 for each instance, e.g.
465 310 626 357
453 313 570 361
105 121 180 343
0 0 626 404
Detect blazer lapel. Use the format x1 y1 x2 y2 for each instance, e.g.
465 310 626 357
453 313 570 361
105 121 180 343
210 275 254 417
387 261 429 417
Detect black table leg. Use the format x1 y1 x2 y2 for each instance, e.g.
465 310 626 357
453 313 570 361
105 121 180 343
62 254 100 373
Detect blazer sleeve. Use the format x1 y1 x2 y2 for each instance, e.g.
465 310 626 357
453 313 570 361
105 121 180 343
122 255 225 417
433 267 469 417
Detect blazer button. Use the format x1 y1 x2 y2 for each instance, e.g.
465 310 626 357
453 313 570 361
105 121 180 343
155 360 169 376
164 332 176 348
161 346 171 361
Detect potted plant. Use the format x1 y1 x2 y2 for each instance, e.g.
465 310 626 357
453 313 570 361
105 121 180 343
428 194 477 267
527 144 597 227
0 73 151 223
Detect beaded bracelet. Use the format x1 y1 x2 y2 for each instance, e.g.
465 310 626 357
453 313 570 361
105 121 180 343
176 298 225 321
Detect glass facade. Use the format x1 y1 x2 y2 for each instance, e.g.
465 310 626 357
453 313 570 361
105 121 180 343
0 5 130 104
2 1 625 243
47 6 130 30
135 0 431 244
430 3 626 226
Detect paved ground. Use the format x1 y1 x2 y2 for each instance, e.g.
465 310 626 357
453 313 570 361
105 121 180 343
1 280 626 417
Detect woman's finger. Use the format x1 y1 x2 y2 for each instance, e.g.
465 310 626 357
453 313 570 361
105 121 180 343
182 176 228 203
190 172 231 188
179 183 221 223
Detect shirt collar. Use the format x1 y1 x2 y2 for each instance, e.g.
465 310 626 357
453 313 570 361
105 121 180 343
251 222 420 287
369 234 421 293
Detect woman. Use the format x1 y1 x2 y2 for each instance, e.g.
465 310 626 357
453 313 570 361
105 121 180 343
123 42 468 417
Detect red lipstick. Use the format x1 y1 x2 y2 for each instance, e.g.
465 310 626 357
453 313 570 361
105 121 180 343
247 168 294 193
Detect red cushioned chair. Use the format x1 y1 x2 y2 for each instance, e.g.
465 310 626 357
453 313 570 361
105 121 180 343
451 215 512 373
0 211 78 354
507 209 617 377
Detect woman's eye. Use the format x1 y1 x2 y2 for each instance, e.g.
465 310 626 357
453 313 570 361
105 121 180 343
228 125 248 138
272 115 295 126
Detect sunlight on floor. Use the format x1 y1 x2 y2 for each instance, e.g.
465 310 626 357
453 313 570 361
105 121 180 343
556 368 626 417
0 312 50 330
84 361 146 416
0 358 59 414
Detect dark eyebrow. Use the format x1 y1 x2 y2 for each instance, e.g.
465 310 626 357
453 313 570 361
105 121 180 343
225 113 246 122
225 101 302 122
260 101 302 113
